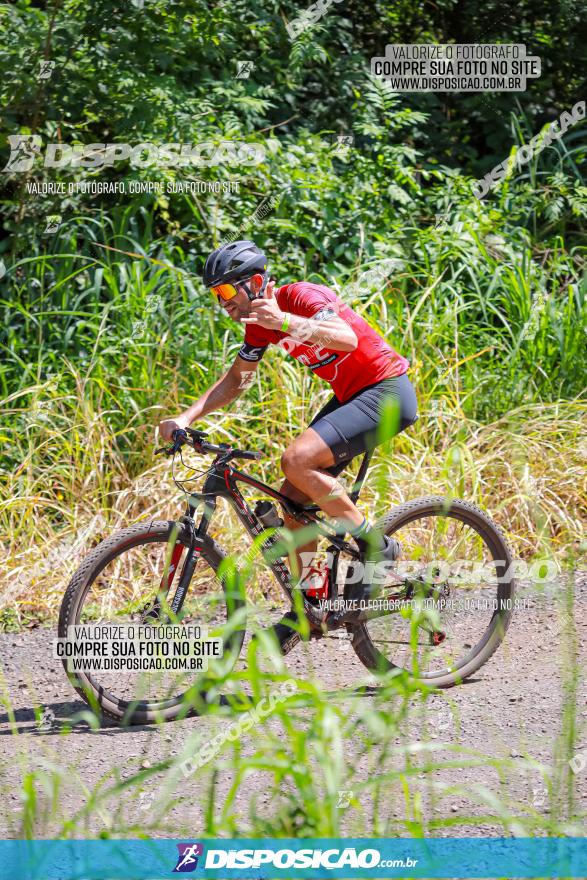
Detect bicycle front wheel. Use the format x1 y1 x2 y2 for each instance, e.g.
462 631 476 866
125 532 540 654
347 497 516 687
58 519 245 723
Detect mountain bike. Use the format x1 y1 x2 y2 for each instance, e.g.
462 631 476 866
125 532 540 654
58 427 516 724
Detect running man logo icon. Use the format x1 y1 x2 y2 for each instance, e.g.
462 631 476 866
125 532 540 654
173 843 204 872
236 60 255 79
44 214 62 234
332 134 354 154
38 60 56 80
3 135 42 172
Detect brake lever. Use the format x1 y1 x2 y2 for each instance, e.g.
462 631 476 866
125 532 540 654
154 443 180 457
155 428 188 457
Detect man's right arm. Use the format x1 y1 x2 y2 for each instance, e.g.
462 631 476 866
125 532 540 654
158 355 261 440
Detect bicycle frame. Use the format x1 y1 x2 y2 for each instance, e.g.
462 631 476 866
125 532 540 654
166 449 374 620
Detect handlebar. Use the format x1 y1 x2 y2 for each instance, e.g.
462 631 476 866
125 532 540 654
155 427 262 462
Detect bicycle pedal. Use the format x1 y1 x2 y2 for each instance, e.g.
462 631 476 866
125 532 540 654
430 630 446 646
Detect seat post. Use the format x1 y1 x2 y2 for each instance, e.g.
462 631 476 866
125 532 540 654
350 450 373 504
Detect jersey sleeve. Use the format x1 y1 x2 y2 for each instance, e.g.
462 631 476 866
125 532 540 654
285 283 342 321
238 322 271 362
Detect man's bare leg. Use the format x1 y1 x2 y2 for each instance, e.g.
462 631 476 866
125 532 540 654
279 479 319 584
280 428 365 577
262 429 394 650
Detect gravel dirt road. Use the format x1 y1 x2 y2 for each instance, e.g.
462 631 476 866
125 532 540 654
1 576 585 840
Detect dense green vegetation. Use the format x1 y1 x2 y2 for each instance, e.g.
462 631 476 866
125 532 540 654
2 2 586 412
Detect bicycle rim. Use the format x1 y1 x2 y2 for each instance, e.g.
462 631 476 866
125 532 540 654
58 522 245 722
347 498 515 686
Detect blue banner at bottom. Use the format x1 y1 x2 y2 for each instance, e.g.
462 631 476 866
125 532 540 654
1 837 585 879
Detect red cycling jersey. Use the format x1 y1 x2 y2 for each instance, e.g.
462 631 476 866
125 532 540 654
239 281 409 403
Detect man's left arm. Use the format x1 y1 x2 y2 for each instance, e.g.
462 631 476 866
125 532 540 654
285 309 357 351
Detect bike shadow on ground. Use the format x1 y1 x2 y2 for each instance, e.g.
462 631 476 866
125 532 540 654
332 677 483 697
0 701 159 735
0 676 484 735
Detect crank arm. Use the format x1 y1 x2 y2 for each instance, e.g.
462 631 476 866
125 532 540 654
325 601 401 628
325 578 449 628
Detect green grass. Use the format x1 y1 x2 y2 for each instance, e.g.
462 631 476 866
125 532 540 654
0 607 584 842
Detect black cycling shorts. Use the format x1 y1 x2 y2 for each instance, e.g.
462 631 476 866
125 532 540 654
309 373 418 476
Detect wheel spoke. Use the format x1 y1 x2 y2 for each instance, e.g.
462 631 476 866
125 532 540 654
59 524 243 722
348 501 514 684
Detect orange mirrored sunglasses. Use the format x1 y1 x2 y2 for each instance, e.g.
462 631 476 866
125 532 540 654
210 282 239 302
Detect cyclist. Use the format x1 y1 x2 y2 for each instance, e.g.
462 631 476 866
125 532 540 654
159 240 418 649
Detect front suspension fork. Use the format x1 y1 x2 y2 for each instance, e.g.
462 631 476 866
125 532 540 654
167 498 216 617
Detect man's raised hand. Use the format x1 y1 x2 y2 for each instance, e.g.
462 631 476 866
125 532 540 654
242 280 285 330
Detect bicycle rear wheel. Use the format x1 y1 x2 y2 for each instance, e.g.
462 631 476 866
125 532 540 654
58 519 245 723
347 497 516 687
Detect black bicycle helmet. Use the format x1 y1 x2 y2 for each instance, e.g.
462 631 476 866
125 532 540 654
202 240 267 288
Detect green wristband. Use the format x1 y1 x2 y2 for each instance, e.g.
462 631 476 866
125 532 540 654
280 313 291 333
